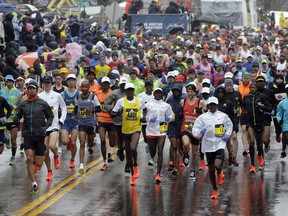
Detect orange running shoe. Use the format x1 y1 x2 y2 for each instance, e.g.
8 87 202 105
258 155 264 169
217 172 225 185
69 159 75 168
179 158 184 167
100 164 108 171
134 166 140 179
199 160 205 171
54 156 61 169
211 190 219 199
46 170 53 181
130 175 136 186
34 164 41 173
155 173 161 184
250 165 256 173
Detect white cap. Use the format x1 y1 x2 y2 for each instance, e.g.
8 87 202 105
101 76 110 83
207 54 213 59
211 38 216 42
111 69 120 75
236 58 242 63
274 41 279 45
125 83 135 90
202 78 211 84
175 52 183 58
25 78 33 85
167 71 176 78
256 46 262 51
207 96 218 105
224 72 233 79
152 42 157 46
66 74 77 80
138 43 143 47
196 44 202 48
247 54 253 58
119 77 127 85
202 87 210 94
153 87 163 93
172 70 179 77
106 48 112 52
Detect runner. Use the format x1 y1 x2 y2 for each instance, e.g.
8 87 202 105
39 76 67 181
0 75 21 165
60 74 79 168
145 88 174 183
95 77 116 171
0 96 12 155
192 96 233 199
110 83 145 186
180 83 205 180
74 80 101 173
14 80 54 193
242 82 272 173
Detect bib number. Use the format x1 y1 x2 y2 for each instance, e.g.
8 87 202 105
126 109 138 120
67 105 75 114
79 108 92 118
160 122 168 133
215 124 225 137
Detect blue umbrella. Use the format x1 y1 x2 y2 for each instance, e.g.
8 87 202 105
0 3 22 15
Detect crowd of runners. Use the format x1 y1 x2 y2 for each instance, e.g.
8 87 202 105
0 11 288 198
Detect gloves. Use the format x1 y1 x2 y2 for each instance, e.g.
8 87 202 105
200 128 206 136
164 116 171 122
140 117 147 123
58 120 64 126
0 117 7 125
149 117 157 123
222 134 229 142
279 120 284 125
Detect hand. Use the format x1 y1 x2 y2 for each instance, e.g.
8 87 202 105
200 128 206 136
85 107 92 115
279 120 284 125
149 117 157 123
164 116 171 122
270 110 276 116
58 120 64 126
222 134 229 142
70 116 76 121
0 117 7 125
256 102 264 108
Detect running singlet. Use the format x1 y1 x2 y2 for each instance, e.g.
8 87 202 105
122 96 141 134
62 90 79 115
181 98 201 134
77 93 97 126
96 89 113 123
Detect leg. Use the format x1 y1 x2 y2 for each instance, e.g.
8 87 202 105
262 125 271 151
26 149 37 182
248 127 257 166
130 132 140 167
70 129 78 161
156 137 166 174
191 144 199 171
181 134 190 167
148 138 157 159
11 127 18 157
169 137 178 168
79 131 87 164
99 126 107 162
241 124 249 154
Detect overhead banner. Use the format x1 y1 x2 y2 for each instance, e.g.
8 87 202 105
130 14 188 34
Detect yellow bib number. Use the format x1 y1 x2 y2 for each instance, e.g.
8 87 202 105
67 105 75 114
4 108 14 114
79 108 92 118
215 124 225 137
184 123 193 131
126 109 138 121
160 122 168 133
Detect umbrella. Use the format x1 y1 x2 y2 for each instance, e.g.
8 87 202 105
0 3 22 15
16 52 38 70
65 42 83 61
16 4 39 14
168 27 184 35
43 12 65 20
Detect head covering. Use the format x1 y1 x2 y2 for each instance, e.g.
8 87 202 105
5 75 14 82
125 83 135 90
242 72 250 78
202 87 210 94
153 88 163 93
59 67 69 74
202 78 210 84
175 75 185 83
101 76 110 84
256 75 266 82
207 96 218 105
224 72 233 79
43 76 53 83
119 77 127 85
27 80 38 89
66 74 77 80
225 79 234 86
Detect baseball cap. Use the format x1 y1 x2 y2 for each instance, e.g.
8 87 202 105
152 42 157 46
256 46 262 51
236 58 242 63
5 75 14 82
252 62 259 67
119 77 127 85
167 71 175 78
256 75 266 82
202 54 208 59
175 75 185 83
247 54 253 58
137 43 143 47
261 59 268 64
66 74 77 80
202 78 210 84
87 70 96 76
106 48 112 52
16 76 25 82
224 72 233 79
225 79 234 86
196 44 202 48
93 50 100 54
101 76 110 83
27 80 38 89
127 56 132 61
145 79 153 86
202 87 210 94
207 96 218 105
125 83 135 90
42 76 53 83
59 67 69 74
207 54 213 59
153 87 163 93
197 69 205 74
242 72 250 78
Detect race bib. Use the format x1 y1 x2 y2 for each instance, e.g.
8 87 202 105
67 105 75 114
184 123 193 131
159 122 168 133
126 109 138 120
215 124 225 137
79 108 92 118
4 108 14 114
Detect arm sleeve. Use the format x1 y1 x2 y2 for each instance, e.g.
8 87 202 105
58 94 67 123
112 99 123 113
44 102 54 128
192 116 205 138
3 98 12 118
165 104 175 122
224 114 233 136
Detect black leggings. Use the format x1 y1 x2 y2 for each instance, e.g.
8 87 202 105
282 132 288 151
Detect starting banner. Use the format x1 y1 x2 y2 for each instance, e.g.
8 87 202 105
130 14 188 34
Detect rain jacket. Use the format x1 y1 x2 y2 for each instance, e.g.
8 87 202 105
277 98 288 132
145 99 174 136
192 110 233 153
128 78 145 95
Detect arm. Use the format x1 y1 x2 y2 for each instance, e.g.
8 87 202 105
58 94 67 124
3 98 12 119
43 102 54 128
276 101 284 124
223 114 233 137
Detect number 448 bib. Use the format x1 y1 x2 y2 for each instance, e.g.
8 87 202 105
215 124 225 137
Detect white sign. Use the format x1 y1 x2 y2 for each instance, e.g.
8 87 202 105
104 2 123 23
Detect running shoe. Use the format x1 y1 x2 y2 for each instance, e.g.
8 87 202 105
250 165 256 173
125 164 130 173
108 153 113 163
148 158 154 166
199 160 205 171
67 135 72 151
264 143 270 153
231 157 239 167
211 190 219 199
130 175 136 186
242 149 249 156
31 184 39 194
217 172 225 185
134 166 140 179
100 164 108 171
34 164 41 173
117 147 125 161
46 170 53 181
145 144 150 153
171 167 178 176
155 173 161 184
183 153 189 167
9 156 15 165
189 171 196 180
79 163 85 174
276 135 281 143
168 161 174 171
69 160 75 168
280 152 287 158
4 134 10 149
179 158 184 167
258 155 264 169
228 156 233 166
54 155 61 169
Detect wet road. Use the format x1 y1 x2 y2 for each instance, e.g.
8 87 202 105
0 130 287 216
